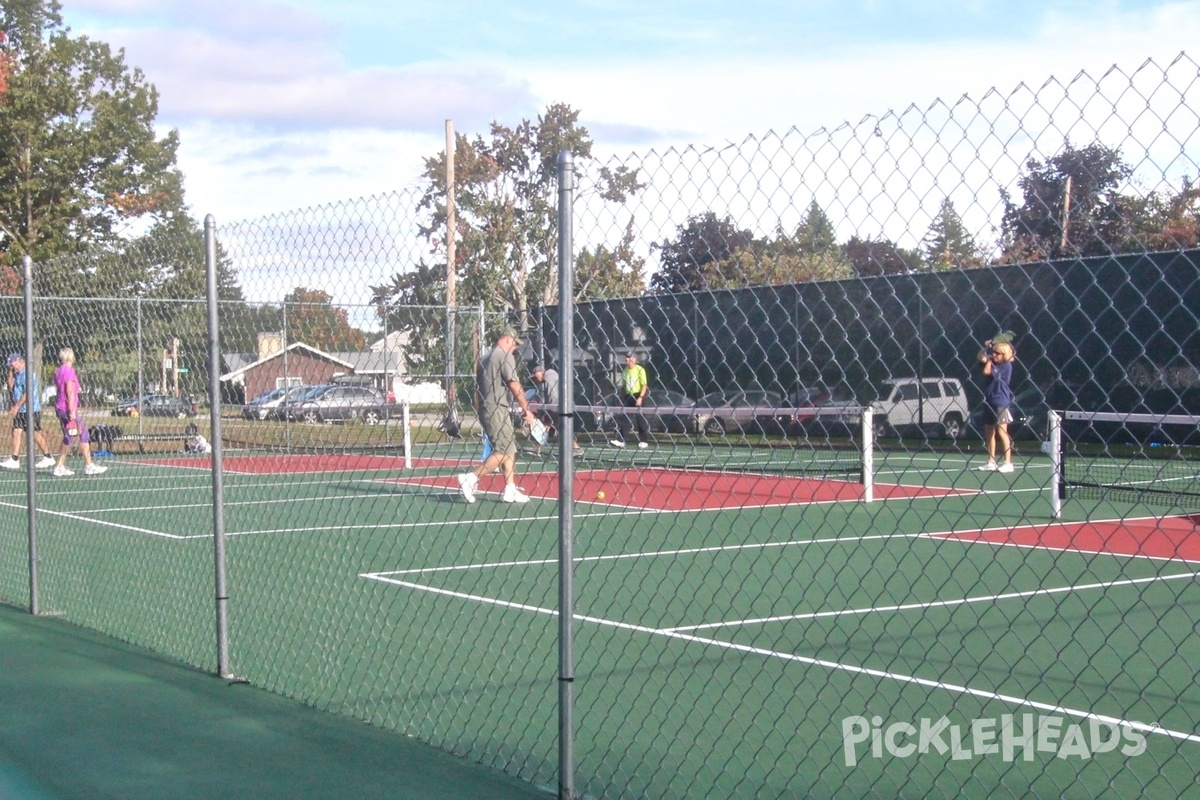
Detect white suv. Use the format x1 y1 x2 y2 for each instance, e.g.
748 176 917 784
872 377 969 439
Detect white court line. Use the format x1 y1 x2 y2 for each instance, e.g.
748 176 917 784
375 531 938 577
359 569 1200 747
927 532 1200 565
374 514 1185 578
0 500 188 539
664 571 1200 632
226 508 648 539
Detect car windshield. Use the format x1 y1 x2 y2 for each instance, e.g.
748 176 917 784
698 391 735 406
654 390 692 408
251 389 283 403
794 388 826 405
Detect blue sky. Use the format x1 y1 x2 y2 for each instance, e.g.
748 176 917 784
61 0 1200 222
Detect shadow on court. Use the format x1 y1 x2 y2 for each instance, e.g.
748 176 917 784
0 603 550 800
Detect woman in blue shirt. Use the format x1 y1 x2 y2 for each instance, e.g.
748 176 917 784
978 340 1016 473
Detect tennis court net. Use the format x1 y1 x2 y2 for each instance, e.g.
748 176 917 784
1056 411 1200 508
560 402 872 481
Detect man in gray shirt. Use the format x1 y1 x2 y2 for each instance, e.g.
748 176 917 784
531 364 582 456
457 329 535 504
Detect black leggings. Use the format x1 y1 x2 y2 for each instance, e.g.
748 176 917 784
617 394 649 442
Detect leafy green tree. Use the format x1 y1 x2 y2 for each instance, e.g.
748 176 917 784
794 201 840 255
370 261 447 373
0 0 187 264
574 220 646 299
922 198 984 270
650 212 755 293
412 103 642 329
755 202 853 283
1123 177 1200 251
843 236 921 277
282 287 367 351
999 143 1134 262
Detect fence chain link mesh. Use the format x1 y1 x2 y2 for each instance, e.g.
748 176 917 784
1 54 1199 798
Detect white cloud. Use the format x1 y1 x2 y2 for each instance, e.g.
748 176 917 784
63 0 1200 223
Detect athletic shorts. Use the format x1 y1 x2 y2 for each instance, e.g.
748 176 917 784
12 411 42 432
479 406 516 456
979 404 1012 426
57 411 90 445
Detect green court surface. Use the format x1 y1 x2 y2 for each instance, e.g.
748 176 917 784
0 601 551 800
2 438 1198 798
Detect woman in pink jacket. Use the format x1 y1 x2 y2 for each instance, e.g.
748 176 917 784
53 347 106 476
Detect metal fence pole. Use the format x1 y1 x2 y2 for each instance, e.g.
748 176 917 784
556 150 576 800
23 255 38 615
135 294 144 437
205 215 232 678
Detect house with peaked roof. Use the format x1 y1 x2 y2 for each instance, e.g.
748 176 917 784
220 333 407 403
221 341 358 402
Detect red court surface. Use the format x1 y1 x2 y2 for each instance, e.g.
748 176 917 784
932 515 1200 562
397 468 964 511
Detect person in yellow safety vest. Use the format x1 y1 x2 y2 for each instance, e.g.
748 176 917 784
609 353 650 450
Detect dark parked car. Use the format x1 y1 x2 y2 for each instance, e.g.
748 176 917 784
241 384 313 420
111 394 197 418
281 384 389 424
790 386 861 437
692 389 791 436
593 388 697 434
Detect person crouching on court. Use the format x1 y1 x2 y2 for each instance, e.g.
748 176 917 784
977 339 1015 474
456 329 534 504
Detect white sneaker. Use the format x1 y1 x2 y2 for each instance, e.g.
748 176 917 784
0 457 19 470
608 439 626 448
456 472 478 504
35 456 55 469
501 484 530 504
977 462 997 471
52 465 74 477
637 441 649 449
84 463 107 476
997 462 1015 474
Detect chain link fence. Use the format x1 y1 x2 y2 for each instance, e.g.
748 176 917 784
1 55 1199 798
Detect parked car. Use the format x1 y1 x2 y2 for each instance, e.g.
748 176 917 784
241 384 313 420
111 394 197 418
692 389 791 436
968 384 1051 442
282 384 389 424
593 388 697 434
871 377 969 439
790 386 861 437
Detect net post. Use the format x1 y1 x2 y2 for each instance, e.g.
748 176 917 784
402 402 412 470
1048 410 1062 518
861 407 874 502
